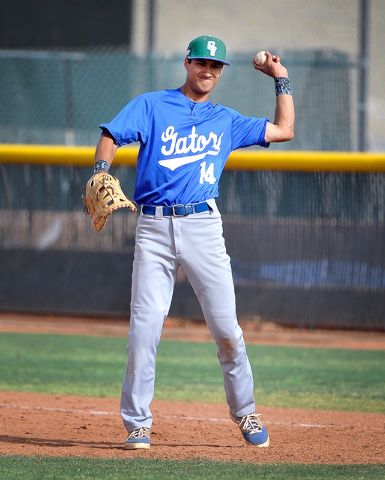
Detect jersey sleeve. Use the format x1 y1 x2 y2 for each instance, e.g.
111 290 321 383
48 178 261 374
225 107 270 150
99 93 160 147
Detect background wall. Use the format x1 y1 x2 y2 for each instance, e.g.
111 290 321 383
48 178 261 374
132 0 385 152
0 0 134 48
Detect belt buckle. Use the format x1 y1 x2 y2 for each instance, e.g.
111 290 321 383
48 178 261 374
172 204 186 216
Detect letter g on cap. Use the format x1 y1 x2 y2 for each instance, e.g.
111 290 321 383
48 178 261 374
207 41 217 56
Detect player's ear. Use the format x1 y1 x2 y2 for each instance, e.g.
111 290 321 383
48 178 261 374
184 57 190 70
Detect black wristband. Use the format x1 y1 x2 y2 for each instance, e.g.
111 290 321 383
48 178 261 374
274 77 292 96
94 160 110 174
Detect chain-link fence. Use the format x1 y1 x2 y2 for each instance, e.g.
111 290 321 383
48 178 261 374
0 0 384 151
0 48 351 151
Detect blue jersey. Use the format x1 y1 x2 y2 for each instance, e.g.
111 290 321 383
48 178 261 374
100 88 269 206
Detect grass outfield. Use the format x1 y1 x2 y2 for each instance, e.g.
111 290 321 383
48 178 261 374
0 331 384 479
0 332 384 412
0 456 384 480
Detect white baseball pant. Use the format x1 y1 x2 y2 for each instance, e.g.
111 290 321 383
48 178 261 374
120 199 256 431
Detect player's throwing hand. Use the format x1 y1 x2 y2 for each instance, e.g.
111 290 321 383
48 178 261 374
253 50 289 78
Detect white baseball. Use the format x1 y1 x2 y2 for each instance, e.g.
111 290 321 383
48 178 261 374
255 50 267 66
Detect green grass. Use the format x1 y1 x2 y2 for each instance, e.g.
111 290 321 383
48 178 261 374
1 332 384 479
0 332 384 413
0 456 384 480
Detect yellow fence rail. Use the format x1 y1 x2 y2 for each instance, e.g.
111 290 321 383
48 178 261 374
1 144 385 172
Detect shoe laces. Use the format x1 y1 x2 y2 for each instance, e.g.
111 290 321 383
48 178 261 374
238 413 264 434
127 427 150 440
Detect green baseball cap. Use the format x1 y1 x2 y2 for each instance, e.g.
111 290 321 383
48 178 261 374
186 35 230 66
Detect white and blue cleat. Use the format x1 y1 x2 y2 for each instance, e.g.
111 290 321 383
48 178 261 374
124 427 151 450
230 411 270 447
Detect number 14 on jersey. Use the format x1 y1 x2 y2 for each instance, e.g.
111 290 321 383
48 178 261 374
199 161 216 184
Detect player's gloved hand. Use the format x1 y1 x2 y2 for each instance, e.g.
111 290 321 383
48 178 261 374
82 172 137 232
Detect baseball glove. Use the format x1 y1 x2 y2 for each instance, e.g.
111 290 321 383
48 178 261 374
82 172 137 232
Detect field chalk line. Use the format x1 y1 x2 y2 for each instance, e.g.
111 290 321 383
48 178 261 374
0 403 337 428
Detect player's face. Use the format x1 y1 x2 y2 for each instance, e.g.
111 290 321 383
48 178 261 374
183 58 224 101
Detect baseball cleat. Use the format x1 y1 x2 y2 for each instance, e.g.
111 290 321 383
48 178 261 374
124 427 151 450
230 412 270 447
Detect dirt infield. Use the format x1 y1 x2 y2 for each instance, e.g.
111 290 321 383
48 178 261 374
1 313 385 350
1 314 385 464
1 391 384 464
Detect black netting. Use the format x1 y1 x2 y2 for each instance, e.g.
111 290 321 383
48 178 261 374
1 164 384 329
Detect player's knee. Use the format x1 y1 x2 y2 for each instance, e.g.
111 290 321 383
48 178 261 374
217 336 244 360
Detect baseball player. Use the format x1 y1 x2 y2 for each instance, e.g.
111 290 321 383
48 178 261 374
92 35 294 449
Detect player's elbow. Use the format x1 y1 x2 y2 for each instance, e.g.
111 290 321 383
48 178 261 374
284 125 295 142
265 121 294 143
276 127 295 143
280 121 295 142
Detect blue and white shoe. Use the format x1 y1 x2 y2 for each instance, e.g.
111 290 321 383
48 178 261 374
124 427 151 450
230 412 270 447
